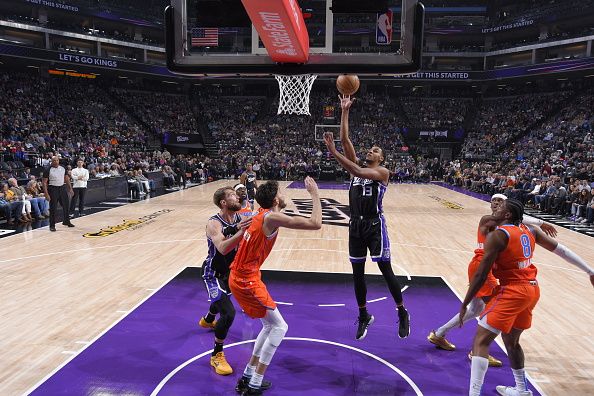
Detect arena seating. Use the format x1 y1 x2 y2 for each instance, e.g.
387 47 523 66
1 69 592 224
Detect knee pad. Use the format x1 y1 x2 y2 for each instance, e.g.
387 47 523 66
258 321 288 365
261 321 273 333
268 321 288 347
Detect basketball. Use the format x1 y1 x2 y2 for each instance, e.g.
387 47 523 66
336 74 360 96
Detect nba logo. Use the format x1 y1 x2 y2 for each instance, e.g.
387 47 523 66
376 11 393 45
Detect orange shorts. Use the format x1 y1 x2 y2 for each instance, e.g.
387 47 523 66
229 271 277 319
468 256 498 298
479 283 540 334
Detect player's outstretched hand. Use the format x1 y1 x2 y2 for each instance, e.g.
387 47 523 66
238 217 253 232
339 94 355 110
540 223 557 238
323 132 336 152
304 176 319 195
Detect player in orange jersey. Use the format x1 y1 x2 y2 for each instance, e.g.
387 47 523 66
461 199 594 396
234 183 255 217
198 187 252 376
230 177 322 395
428 194 557 367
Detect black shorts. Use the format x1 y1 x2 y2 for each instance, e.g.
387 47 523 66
247 188 256 203
349 215 391 263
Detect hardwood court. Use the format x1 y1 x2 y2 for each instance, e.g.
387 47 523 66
0 181 592 395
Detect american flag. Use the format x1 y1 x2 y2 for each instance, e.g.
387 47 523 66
191 27 219 47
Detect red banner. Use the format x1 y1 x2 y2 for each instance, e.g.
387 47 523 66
241 0 310 63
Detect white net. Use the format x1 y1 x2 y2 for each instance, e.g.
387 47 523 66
274 74 318 116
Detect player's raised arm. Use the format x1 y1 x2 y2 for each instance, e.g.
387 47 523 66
338 95 358 163
522 214 557 238
530 226 594 286
264 177 322 231
324 132 389 184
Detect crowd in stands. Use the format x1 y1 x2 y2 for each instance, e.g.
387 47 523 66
460 91 573 160
0 70 214 225
448 88 593 225
111 88 199 136
400 97 470 130
0 71 148 159
1 68 593 229
198 89 408 181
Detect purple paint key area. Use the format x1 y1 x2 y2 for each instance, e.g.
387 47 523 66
30 269 542 395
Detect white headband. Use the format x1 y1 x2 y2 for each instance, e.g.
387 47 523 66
491 193 508 201
234 184 246 191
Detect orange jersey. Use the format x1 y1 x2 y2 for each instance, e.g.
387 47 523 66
230 208 278 277
238 206 255 218
468 256 498 298
469 223 498 297
492 223 537 284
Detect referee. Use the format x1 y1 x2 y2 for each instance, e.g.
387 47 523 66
42 156 75 232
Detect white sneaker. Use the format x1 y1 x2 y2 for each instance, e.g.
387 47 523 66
496 386 533 396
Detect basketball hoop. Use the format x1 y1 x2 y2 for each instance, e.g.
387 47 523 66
274 74 318 116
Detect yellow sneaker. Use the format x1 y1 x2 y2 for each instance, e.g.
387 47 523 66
199 317 217 329
427 330 456 351
210 352 233 375
468 351 503 367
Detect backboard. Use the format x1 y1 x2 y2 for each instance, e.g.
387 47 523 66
165 0 424 76
314 124 340 141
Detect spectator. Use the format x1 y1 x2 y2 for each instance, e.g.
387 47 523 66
70 159 89 217
1 182 24 224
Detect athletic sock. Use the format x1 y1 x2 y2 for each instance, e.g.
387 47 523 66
512 368 528 391
436 313 461 338
436 306 478 338
249 372 264 389
469 356 489 396
242 364 256 380
212 341 223 356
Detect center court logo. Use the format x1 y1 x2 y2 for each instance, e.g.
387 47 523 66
429 195 464 210
83 209 174 238
284 198 350 227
